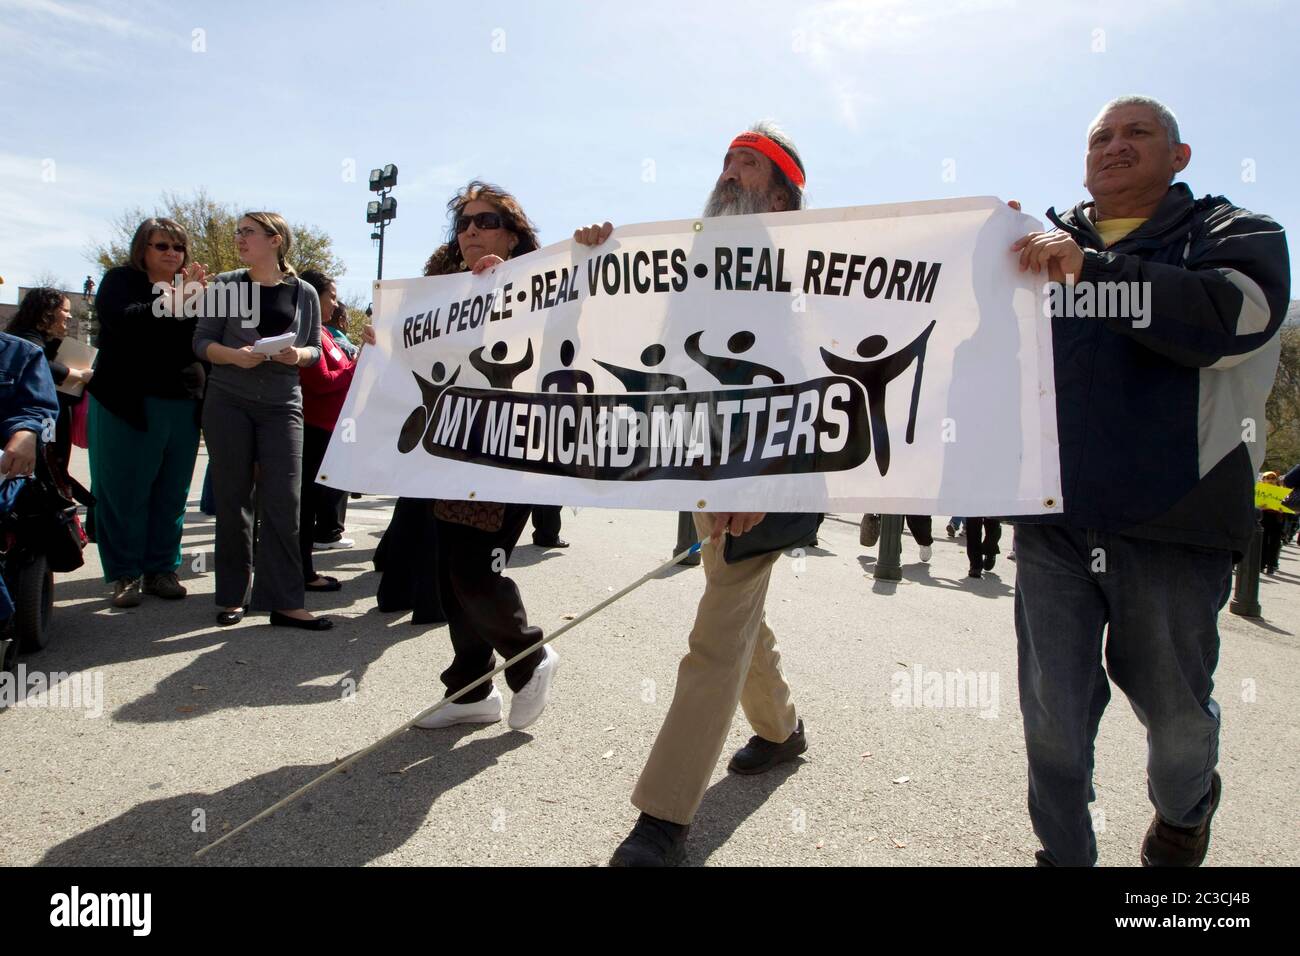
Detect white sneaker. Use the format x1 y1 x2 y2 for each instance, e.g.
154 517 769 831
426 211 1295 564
919 545 932 563
313 538 355 551
508 646 560 730
413 685 502 729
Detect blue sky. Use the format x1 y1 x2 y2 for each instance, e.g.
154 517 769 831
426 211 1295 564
1 0 1295 304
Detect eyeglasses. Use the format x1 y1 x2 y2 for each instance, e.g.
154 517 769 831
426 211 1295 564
234 227 267 239
150 242 187 253
455 211 504 234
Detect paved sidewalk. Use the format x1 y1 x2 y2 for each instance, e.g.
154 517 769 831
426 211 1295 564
2 449 1297 866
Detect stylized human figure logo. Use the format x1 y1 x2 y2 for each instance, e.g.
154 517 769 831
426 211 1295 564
398 361 460 454
540 339 596 393
819 320 936 475
595 343 687 392
684 329 784 385
469 339 535 388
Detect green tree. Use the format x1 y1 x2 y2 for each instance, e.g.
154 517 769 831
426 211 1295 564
89 189 346 278
1264 322 1300 472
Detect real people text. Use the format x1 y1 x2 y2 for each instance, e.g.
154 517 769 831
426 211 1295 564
401 246 944 348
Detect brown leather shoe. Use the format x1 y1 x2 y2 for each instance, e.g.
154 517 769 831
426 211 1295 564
143 572 187 600
1141 771 1222 867
112 577 142 608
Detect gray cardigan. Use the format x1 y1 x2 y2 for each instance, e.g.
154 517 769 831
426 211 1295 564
194 270 322 405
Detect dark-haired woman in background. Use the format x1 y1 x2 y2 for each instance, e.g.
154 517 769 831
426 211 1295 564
86 218 208 608
5 289 94 504
323 299 359 361
396 181 558 732
310 297 357 547
296 269 356 593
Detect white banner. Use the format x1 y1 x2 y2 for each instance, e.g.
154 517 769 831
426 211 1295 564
320 197 1062 516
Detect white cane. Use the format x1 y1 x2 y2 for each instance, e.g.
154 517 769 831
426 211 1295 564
195 539 704 858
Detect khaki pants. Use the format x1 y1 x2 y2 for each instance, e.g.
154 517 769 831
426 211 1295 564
631 513 799 825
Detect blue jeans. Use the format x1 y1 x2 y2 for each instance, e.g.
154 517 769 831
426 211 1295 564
1013 523 1231 866
0 477 26 622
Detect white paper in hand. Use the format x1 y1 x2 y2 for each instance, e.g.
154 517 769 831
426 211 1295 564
252 332 296 355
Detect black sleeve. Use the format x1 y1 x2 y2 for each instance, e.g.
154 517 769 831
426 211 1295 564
94 267 166 337
1079 204 1291 368
47 358 70 385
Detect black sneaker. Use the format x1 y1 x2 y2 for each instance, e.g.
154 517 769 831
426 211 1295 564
728 718 807 775
968 566 982 579
982 553 996 571
609 813 689 867
1141 771 1222 867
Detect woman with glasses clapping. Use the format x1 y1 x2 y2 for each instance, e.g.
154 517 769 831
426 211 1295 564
87 218 208 609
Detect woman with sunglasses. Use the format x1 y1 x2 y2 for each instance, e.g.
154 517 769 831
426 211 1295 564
194 211 330 630
396 181 559 731
87 218 208 608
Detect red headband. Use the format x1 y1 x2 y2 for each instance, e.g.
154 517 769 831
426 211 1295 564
729 132 806 189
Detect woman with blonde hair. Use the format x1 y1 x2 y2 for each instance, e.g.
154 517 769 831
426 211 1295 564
193 211 330 629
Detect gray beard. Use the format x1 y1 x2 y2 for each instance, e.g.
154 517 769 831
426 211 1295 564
703 181 773 218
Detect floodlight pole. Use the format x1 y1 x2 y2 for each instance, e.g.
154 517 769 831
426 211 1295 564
368 163 398 282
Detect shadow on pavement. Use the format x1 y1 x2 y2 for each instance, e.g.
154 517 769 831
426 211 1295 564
108 606 429 723
38 723 529 866
687 759 805 865
857 555 1014 598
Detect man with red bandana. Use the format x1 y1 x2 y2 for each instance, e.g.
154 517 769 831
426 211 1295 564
575 121 810 866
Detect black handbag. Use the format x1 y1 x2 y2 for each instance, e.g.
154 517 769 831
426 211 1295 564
45 504 87 573
11 452 87 573
723 512 823 564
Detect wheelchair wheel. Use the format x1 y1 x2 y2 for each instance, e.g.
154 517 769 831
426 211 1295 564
15 554 54 652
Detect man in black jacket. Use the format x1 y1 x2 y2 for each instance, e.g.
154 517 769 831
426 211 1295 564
1010 95 1290 866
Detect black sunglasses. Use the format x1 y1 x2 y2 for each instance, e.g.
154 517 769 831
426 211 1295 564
150 241 187 253
455 211 505 234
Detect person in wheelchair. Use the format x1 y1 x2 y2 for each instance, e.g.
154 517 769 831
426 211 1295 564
0 330 60 629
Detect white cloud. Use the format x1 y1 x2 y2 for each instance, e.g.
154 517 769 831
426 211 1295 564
791 0 1018 129
0 0 162 38
0 153 153 296
398 160 475 200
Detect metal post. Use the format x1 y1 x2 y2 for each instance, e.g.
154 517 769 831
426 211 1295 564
1229 517 1264 618
875 514 904 581
376 216 386 281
